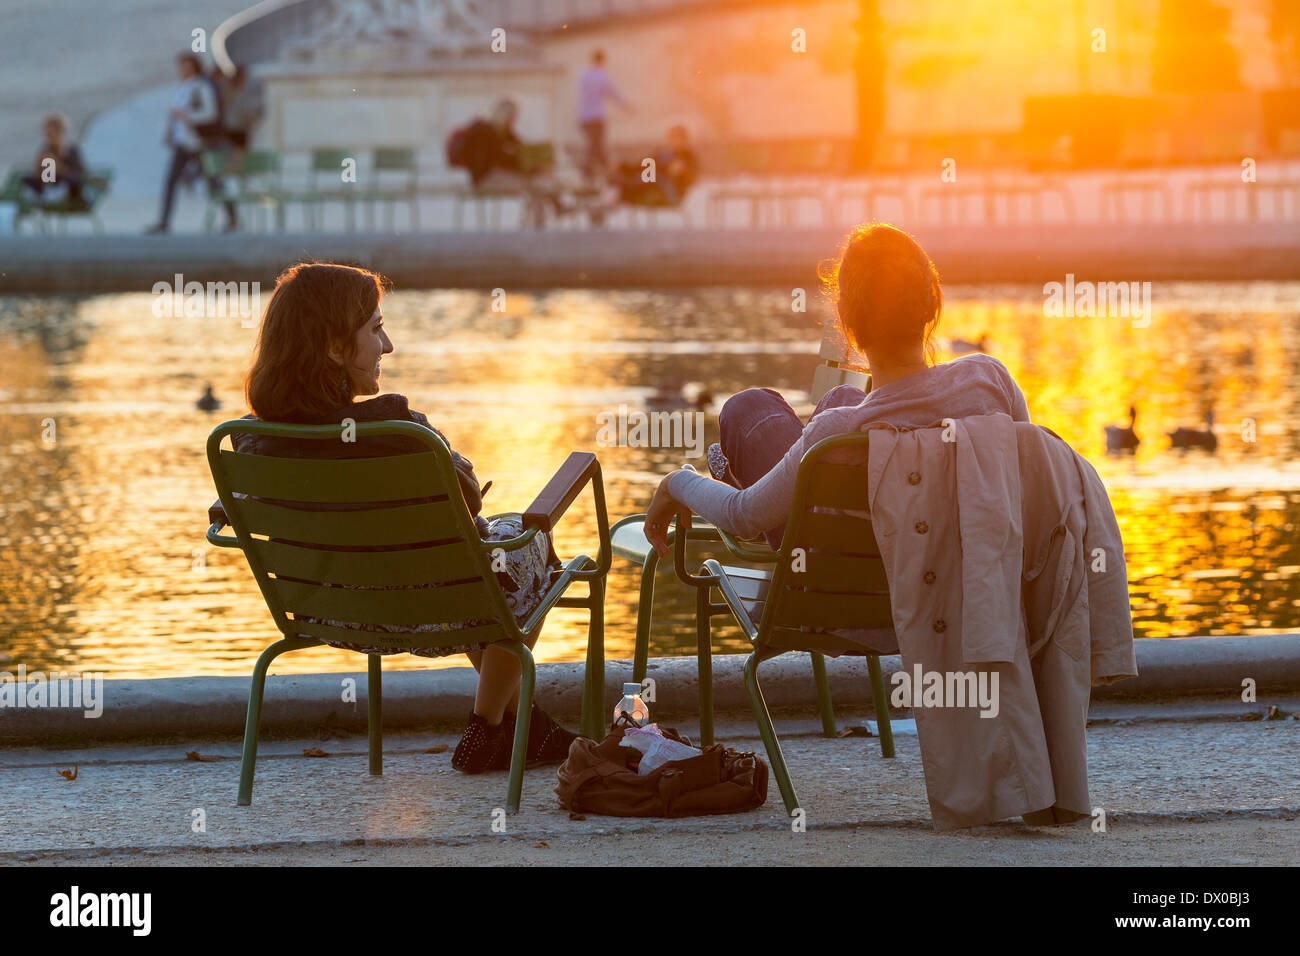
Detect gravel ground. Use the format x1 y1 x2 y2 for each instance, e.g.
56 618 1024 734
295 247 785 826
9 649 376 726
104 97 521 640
2 703 1297 866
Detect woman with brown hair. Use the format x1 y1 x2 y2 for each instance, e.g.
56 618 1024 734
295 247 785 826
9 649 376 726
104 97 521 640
643 223 1031 566
236 261 574 773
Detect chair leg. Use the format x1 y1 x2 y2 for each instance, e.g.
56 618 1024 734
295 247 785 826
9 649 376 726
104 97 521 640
580 575 606 740
631 548 659 684
237 637 313 806
696 584 714 747
867 654 895 758
810 652 837 737
367 653 382 775
501 642 536 814
743 650 800 814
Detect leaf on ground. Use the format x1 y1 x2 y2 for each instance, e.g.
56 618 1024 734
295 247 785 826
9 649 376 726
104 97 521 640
837 725 874 737
422 744 449 754
303 747 330 757
185 751 219 762
57 766 78 781
568 812 587 821
533 840 549 848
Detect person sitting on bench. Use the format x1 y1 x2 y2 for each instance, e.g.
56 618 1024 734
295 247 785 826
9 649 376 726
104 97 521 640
21 113 85 205
614 124 698 207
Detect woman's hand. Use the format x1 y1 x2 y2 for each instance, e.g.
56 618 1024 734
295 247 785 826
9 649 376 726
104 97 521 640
645 472 691 559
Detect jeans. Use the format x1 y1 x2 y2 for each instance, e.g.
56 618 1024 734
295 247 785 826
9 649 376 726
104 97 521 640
580 119 606 177
158 146 234 229
716 384 867 549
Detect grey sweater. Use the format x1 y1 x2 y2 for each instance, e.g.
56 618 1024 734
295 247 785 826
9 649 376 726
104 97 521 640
668 354 1031 539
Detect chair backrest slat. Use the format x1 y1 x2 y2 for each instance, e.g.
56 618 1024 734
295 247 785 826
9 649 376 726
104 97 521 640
234 496 462 547
294 617 509 651
774 590 892 631
220 449 447 502
273 578 497 627
250 537 480 588
794 512 881 556
762 432 895 638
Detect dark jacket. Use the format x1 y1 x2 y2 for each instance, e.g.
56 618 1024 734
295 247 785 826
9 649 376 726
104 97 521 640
463 119 521 187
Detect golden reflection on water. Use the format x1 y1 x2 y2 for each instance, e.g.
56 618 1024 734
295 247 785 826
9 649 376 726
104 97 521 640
1 284 1298 679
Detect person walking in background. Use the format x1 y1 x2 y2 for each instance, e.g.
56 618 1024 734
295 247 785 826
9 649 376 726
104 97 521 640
222 65 265 170
577 49 632 180
21 113 85 205
146 52 235 234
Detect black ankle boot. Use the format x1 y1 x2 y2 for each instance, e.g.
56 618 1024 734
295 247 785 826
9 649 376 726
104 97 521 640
451 713 512 774
524 704 579 766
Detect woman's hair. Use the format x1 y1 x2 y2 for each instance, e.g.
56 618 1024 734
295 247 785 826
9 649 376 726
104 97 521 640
245 262 387 422
819 223 943 364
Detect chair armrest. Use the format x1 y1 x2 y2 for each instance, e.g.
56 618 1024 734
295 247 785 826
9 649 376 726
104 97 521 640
715 527 780 564
670 518 777 588
522 452 598 532
205 498 241 548
522 452 611 578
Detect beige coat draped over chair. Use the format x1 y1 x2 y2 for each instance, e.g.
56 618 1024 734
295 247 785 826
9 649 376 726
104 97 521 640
865 413 1138 829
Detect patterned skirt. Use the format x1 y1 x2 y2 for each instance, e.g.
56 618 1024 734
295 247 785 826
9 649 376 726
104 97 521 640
308 513 559 658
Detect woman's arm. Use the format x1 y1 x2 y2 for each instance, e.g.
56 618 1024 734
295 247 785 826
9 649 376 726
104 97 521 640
644 430 806 556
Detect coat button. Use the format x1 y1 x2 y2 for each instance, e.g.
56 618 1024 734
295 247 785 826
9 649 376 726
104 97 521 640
933 619 947 633
908 471 922 485
923 570 936 584
914 521 929 534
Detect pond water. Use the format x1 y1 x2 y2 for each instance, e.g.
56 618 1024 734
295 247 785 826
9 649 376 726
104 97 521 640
1 282 1298 678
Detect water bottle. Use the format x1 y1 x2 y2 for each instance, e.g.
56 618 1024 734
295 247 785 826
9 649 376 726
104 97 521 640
612 682 650 728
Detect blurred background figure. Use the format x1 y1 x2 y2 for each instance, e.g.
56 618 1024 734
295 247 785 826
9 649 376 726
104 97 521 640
613 124 698 207
449 97 565 227
21 113 85 205
221 64 264 170
147 52 234 234
577 48 632 181
457 98 525 189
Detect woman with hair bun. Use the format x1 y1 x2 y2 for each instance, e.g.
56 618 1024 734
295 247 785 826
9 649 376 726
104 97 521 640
643 222 1031 560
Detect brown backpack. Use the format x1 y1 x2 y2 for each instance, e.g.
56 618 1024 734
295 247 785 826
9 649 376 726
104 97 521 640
554 725 769 817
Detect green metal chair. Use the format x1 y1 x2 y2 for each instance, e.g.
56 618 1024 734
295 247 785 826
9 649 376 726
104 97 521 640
201 149 284 232
3 167 111 234
280 148 358 231
452 142 557 230
205 419 611 813
1 169 37 232
365 147 420 231
679 431 896 814
610 340 877 750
